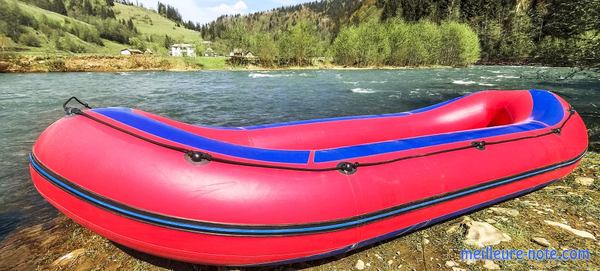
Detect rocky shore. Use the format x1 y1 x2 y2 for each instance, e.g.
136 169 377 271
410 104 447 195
0 55 454 73
0 55 204 73
1 152 598 271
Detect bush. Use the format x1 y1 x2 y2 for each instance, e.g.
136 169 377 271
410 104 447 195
249 32 277 66
55 36 87 53
356 20 390 66
128 37 146 51
90 18 135 44
19 32 41 47
66 21 103 45
46 58 66 71
439 22 480 67
331 25 360 65
0 0 39 41
277 20 322 66
332 19 479 67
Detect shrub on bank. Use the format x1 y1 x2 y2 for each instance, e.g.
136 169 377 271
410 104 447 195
46 58 66 72
332 20 480 67
19 32 41 47
439 22 480 67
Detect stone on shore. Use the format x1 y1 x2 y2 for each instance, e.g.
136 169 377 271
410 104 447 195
355 259 366 270
489 207 519 217
544 221 596 240
445 260 458 267
483 260 500 270
574 177 594 186
531 237 551 247
51 248 86 267
461 218 511 247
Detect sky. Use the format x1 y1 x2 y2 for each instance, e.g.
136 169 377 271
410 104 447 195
134 0 315 24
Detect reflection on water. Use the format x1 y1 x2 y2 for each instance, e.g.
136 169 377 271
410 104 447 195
0 66 598 239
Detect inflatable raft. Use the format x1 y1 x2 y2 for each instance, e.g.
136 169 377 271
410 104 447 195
30 90 587 265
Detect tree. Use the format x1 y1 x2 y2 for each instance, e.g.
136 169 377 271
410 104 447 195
332 25 360 65
250 32 278 66
277 20 321 66
163 34 173 49
83 0 94 16
356 20 390 66
499 12 534 62
128 37 146 50
222 21 251 51
439 21 480 67
157 2 166 15
52 0 67 15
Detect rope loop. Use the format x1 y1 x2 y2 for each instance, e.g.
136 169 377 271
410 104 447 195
61 97 577 174
337 162 359 175
471 141 486 150
187 151 212 163
63 96 92 115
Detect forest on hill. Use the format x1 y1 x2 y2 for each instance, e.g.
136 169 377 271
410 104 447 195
0 0 203 56
201 0 600 68
1 0 597 70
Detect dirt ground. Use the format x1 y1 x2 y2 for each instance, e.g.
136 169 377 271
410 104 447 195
1 153 598 271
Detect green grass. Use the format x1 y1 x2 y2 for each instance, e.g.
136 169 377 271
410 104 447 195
113 3 202 54
3 1 204 57
196 56 228 70
17 0 85 24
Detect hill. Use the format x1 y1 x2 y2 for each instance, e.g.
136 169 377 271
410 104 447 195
0 0 203 56
113 3 203 55
201 0 599 68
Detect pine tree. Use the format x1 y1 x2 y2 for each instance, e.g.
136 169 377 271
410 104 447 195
52 0 67 15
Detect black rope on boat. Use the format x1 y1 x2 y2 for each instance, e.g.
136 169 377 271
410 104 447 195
63 96 92 115
63 97 577 174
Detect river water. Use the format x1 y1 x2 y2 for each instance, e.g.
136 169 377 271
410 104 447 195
0 66 598 240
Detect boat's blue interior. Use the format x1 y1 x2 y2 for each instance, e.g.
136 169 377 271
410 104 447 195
91 90 563 164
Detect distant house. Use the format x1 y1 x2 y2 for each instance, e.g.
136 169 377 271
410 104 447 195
120 48 143 55
229 48 243 57
227 49 258 65
204 47 216 57
170 44 196 57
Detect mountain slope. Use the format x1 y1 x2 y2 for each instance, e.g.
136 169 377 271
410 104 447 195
0 0 202 55
113 3 202 54
201 0 365 41
201 0 599 67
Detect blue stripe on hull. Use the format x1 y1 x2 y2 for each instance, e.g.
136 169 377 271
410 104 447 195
261 179 558 267
92 107 310 164
29 150 583 236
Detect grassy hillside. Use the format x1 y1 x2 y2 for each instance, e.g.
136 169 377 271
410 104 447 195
0 0 203 56
113 3 202 55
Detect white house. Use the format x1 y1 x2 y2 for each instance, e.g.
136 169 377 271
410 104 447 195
170 44 196 57
204 47 216 57
120 48 143 55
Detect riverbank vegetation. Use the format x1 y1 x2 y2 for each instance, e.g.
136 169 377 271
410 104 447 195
1 0 598 72
203 0 599 69
332 20 479 67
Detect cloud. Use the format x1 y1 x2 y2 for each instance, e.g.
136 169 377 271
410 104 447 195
271 0 304 5
197 0 249 23
209 1 248 15
135 0 248 24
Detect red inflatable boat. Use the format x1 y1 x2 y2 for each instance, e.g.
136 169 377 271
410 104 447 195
30 89 587 265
